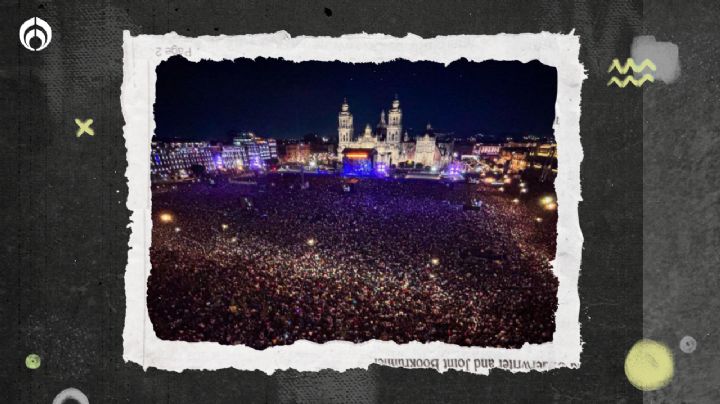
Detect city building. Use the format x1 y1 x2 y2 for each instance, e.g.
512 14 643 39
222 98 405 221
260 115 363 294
496 143 557 173
232 132 278 167
414 125 438 168
436 138 455 167
309 143 336 164
221 145 248 170
151 141 216 181
233 132 254 147
498 146 531 172
473 144 501 157
337 96 442 169
284 143 312 163
150 138 280 182
268 139 278 159
527 143 558 172
531 143 557 159
281 141 336 165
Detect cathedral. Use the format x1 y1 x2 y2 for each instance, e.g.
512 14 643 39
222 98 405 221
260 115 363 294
337 96 439 168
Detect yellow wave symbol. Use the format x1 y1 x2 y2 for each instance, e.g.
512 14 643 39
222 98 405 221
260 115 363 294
607 74 655 88
608 58 656 74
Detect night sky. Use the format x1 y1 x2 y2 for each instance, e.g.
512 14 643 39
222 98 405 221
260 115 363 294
154 57 557 142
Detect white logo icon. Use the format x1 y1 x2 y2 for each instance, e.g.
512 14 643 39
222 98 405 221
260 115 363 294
19 17 52 51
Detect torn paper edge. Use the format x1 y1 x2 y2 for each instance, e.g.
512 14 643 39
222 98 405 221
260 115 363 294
121 31 585 374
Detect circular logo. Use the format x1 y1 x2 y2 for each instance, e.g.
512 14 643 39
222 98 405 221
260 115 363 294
19 17 52 51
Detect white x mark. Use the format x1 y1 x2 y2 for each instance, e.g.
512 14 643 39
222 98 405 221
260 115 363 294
75 118 94 137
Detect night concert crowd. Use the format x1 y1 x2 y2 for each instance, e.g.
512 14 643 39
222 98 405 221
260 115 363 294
148 174 559 349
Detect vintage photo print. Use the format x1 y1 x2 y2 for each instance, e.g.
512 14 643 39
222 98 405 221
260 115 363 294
122 32 584 374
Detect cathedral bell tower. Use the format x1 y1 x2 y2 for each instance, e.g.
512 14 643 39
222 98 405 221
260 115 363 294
384 95 402 165
386 95 402 144
338 98 354 155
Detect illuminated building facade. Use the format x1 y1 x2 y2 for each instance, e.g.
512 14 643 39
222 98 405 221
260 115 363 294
498 147 531 172
497 143 557 173
232 132 278 167
473 144 501 157
150 140 266 182
531 143 557 158
414 124 439 168
337 96 440 168
309 143 337 164
284 142 337 165
233 132 254 147
151 142 216 181
268 139 278 159
527 143 558 172
284 143 312 163
221 145 247 170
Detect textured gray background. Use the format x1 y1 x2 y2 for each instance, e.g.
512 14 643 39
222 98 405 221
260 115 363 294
643 1 720 403
2 0 707 402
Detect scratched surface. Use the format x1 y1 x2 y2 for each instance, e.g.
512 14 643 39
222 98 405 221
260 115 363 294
0 1 649 402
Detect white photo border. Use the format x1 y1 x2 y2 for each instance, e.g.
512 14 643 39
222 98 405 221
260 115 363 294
122 31 585 374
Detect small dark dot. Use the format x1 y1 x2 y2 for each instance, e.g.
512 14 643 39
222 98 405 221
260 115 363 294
324 7 332 17
186 28 190 32
214 27 219 31
29 36 42 49
38 4 45 9
174 8 179 11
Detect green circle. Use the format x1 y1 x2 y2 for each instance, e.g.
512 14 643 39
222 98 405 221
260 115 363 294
25 354 41 370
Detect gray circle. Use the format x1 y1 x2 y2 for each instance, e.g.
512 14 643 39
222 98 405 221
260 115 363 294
52 388 89 404
679 335 697 354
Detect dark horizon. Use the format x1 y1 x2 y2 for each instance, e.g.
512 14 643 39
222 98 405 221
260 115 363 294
154 57 557 143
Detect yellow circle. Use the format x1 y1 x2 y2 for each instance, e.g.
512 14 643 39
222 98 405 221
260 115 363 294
625 339 674 391
25 353 41 370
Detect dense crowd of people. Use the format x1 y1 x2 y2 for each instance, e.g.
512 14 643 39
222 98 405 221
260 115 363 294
148 174 559 349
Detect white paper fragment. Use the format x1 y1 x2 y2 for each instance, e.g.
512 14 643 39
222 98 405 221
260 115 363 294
122 31 585 374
